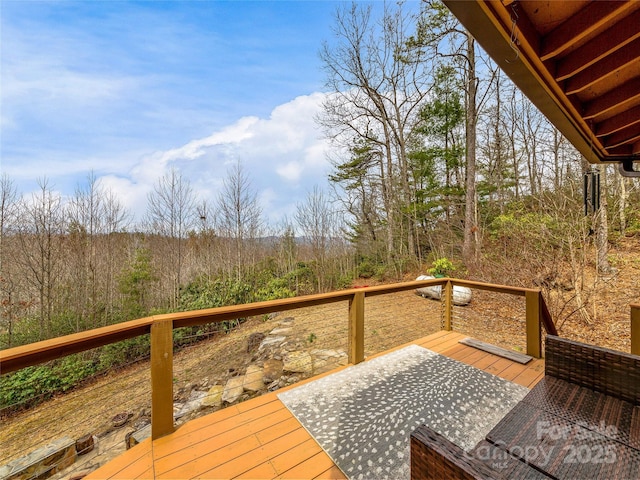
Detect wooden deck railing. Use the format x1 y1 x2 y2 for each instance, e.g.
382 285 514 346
632 304 640 356
1 279 558 441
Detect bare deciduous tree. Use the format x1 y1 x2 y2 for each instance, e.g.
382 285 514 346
67 173 105 327
145 168 196 308
0 174 20 346
215 161 263 280
319 1 433 265
296 186 337 291
16 178 65 339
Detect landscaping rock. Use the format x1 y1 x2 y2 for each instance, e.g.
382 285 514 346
111 412 131 428
269 327 292 335
174 390 207 419
201 385 225 408
127 424 151 450
266 380 280 392
258 336 286 351
310 349 348 374
284 351 313 373
262 359 284 383
415 275 472 305
242 365 264 392
68 468 97 480
310 349 346 359
278 317 295 326
222 376 245 403
0 437 76 480
74 435 94 456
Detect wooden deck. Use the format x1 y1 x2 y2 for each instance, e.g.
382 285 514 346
85 331 545 479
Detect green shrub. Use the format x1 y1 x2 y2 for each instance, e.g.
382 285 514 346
357 259 377 278
0 355 97 411
427 257 455 277
97 335 151 370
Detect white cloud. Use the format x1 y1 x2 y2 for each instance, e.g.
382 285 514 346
154 116 260 165
276 161 305 182
96 175 151 222
86 93 335 226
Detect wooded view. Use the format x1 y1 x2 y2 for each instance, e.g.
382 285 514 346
1 2 639 408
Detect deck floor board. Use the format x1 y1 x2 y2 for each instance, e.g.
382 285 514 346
86 331 544 480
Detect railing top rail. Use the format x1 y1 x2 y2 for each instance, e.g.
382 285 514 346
0 278 540 375
449 279 539 296
0 317 154 375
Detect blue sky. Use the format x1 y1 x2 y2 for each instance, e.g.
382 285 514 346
1 0 419 224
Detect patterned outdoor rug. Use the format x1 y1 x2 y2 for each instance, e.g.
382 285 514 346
277 344 528 480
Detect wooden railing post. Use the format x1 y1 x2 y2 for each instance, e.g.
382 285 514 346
151 318 174 440
631 304 640 356
443 280 453 331
348 291 365 364
525 291 542 358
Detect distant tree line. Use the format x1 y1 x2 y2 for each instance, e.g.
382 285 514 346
0 162 353 349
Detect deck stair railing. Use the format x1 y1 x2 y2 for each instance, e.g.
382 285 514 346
2 278 560 443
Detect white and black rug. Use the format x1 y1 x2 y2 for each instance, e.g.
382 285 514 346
277 344 528 480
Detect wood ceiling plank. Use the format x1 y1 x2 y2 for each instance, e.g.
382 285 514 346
555 9 640 81
583 78 640 120
633 140 640 155
602 124 640 150
604 145 633 156
596 105 640 137
541 1 635 61
564 37 640 95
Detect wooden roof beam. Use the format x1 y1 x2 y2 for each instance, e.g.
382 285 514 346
596 105 640 137
555 9 640 82
603 124 640 150
564 37 640 95
605 145 634 157
583 78 640 120
633 140 640 156
541 1 636 61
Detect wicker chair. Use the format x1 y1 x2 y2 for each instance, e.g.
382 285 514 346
410 425 548 479
544 334 640 404
411 335 640 480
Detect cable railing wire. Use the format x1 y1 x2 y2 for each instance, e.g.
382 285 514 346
1 349 153 474
450 290 527 353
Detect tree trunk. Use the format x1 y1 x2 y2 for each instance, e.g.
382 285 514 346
462 33 477 265
619 175 628 234
595 164 613 275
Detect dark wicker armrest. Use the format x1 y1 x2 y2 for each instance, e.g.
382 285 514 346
410 426 503 480
545 335 640 404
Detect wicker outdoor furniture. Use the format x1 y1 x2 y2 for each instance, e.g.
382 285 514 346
410 335 640 479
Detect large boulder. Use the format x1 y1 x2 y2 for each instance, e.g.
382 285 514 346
415 275 472 306
452 286 472 305
415 275 442 300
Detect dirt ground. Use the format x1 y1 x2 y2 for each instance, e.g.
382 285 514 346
2 237 639 470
